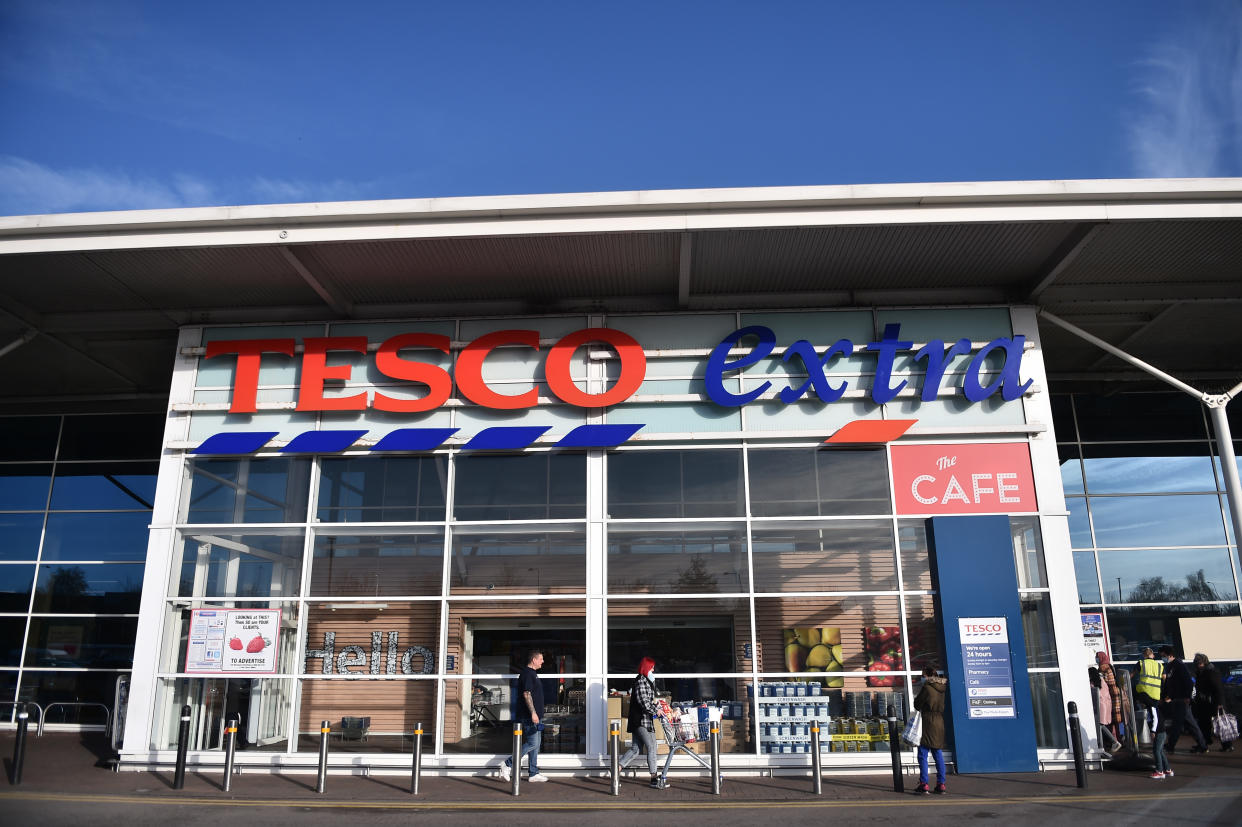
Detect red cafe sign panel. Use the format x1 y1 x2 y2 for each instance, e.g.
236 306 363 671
890 443 1037 515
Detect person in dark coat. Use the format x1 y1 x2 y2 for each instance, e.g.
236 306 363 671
1160 645 1207 753
1193 653 1234 752
914 664 948 794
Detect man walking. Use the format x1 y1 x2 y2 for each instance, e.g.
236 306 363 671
1160 645 1207 754
499 649 550 783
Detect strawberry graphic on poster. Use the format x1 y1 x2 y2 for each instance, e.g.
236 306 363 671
217 609 282 673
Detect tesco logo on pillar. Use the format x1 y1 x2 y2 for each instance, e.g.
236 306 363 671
890 443 1037 515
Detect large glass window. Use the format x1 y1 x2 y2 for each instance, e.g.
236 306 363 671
751 520 897 592
311 532 444 596
23 617 138 669
183 458 311 524
1097 549 1237 603
748 449 891 517
175 531 304 598
607 524 747 594
41 512 152 561
453 454 584 521
449 528 585 594
32 563 143 613
317 456 447 523
0 564 35 612
1088 495 1228 548
0 514 44 561
0 465 53 510
608 450 743 518
48 462 158 509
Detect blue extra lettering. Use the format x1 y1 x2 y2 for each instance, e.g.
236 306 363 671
911 338 973 402
865 323 914 404
963 335 1033 402
705 326 776 406
778 338 853 404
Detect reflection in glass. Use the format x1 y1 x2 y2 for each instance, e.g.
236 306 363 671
1097 548 1237 603
152 677 293 751
903 594 943 672
449 528 585 594
0 564 34 612
311 533 444 596
748 449 891 517
607 524 747 594
1074 552 1101 603
21 671 128 725
41 512 152 561
751 520 896 592
1010 517 1048 589
24 617 138 669
1028 672 1068 749
1104 604 1239 661
57 413 164 461
1082 445 1217 494
49 462 158 509
1050 395 1076 442
183 458 311 523
897 520 932 591
1067 499 1092 549
0 617 27 666
0 416 60 461
453 454 584 521
1089 495 1227 548
317 456 447 522
1073 393 1207 442
608 450 743 518
32 563 143 613
0 465 52 510
609 597 749 675
1059 447 1084 495
176 532 304 598
1019 594 1058 668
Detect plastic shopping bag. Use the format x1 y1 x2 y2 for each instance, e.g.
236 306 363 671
901 711 923 748
1213 711 1239 742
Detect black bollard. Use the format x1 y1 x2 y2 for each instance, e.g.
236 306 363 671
710 724 722 795
172 705 191 790
316 720 330 794
11 705 29 785
609 721 620 796
810 720 822 795
888 716 904 793
222 717 238 792
1067 702 1087 789
410 722 423 795
510 723 522 797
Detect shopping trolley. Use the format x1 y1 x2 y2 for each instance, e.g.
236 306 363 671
653 702 724 790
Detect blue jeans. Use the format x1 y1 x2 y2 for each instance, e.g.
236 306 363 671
505 728 542 776
918 746 945 786
1153 731 1170 773
619 726 658 774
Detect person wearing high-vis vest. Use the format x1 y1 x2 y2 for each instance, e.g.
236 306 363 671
1133 647 1164 709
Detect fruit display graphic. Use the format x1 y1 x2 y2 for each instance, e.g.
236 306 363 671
782 627 844 688
864 626 903 687
228 636 244 651
246 635 269 653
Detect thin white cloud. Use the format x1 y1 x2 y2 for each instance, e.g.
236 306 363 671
0 156 380 215
0 155 215 214
1128 3 1242 178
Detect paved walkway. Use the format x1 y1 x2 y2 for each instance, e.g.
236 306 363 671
1 731 1239 824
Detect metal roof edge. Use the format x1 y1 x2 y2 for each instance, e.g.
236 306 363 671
2 178 1241 239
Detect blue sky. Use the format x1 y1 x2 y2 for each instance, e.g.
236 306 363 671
1 1 1240 215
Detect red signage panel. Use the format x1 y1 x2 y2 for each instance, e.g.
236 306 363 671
890 443 1037 515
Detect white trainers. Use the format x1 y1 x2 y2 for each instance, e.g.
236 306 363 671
528 773 550 782
1165 769 1174 777
498 763 511 782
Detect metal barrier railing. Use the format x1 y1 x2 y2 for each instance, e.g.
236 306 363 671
38 702 111 737
2 701 44 733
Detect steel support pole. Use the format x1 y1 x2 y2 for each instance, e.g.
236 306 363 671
609 721 620 796
810 720 822 795
1068 702 1087 789
410 722 423 795
510 724 523 796
888 716 904 793
172 705 191 790
710 724 722 795
222 717 238 792
11 706 29 785
1208 405 1242 562
316 720 330 794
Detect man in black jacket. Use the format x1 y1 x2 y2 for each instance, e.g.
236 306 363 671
1160 645 1207 753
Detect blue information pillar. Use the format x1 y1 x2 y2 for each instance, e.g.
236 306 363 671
926 515 1039 773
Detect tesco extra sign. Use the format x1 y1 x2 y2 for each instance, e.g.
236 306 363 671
890 443 1037 515
203 323 1030 414
958 617 1009 644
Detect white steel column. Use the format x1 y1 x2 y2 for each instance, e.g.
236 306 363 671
1011 307 1097 754
121 326 201 760
584 315 607 759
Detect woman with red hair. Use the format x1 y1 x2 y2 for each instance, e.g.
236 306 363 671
618 657 663 788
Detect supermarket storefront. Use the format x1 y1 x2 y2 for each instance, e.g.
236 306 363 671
124 304 1078 772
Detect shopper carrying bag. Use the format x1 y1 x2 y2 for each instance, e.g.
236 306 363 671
913 665 948 795
902 710 923 748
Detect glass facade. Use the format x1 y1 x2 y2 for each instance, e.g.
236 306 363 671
1059 392 1242 661
0 413 162 726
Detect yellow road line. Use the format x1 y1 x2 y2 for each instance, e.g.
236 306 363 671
0 789 1232 811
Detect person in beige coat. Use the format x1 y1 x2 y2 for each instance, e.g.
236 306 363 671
914 665 948 794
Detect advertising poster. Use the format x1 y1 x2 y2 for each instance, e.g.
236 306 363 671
782 627 844 687
1080 612 1108 658
186 608 281 674
958 617 1016 719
